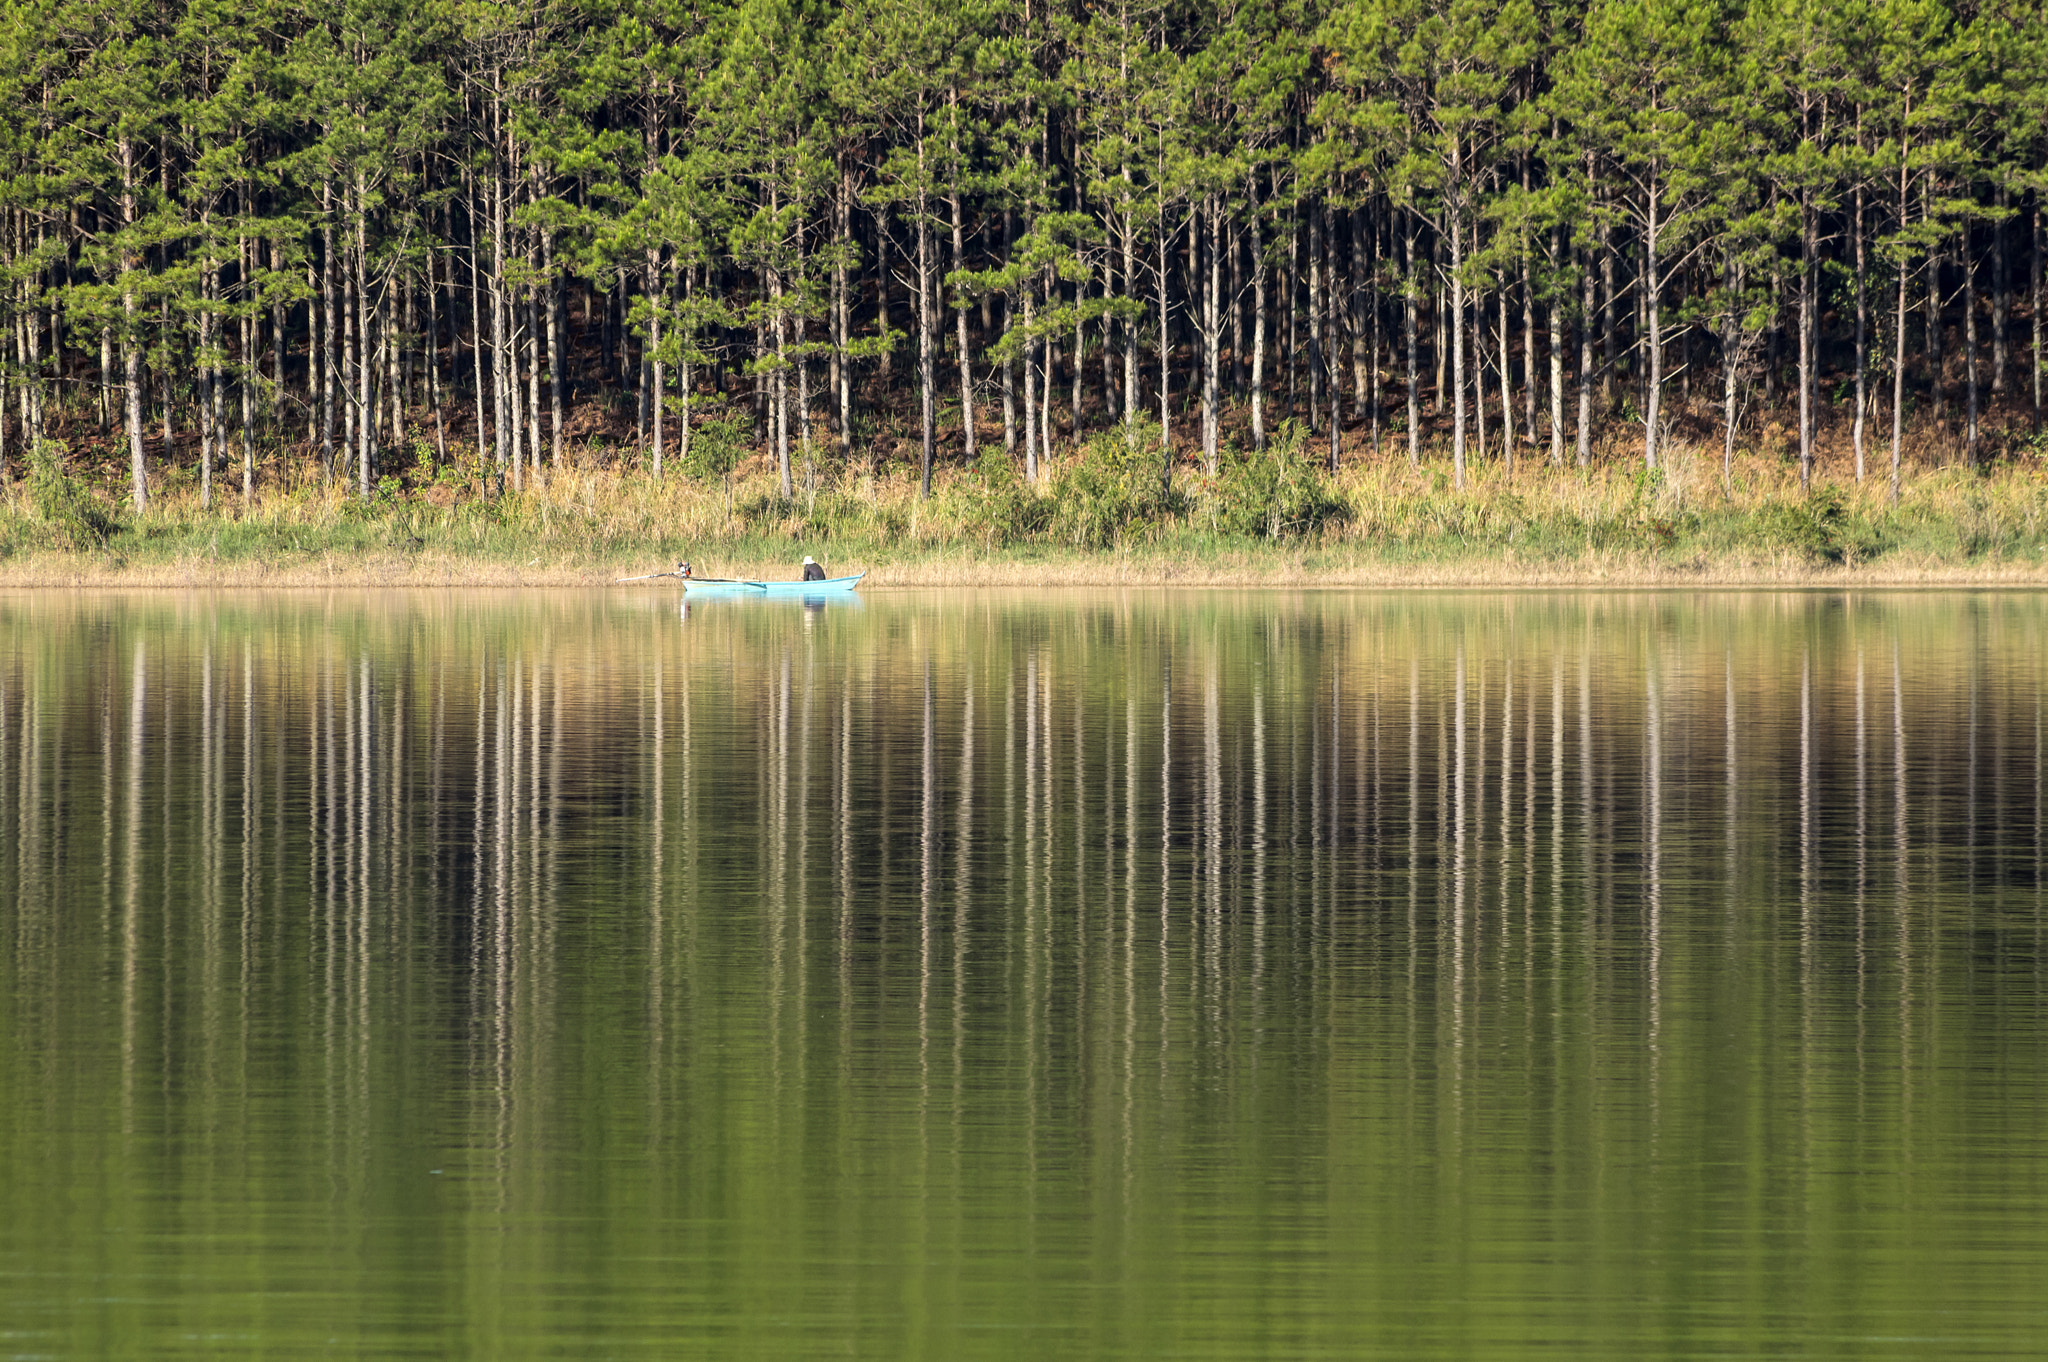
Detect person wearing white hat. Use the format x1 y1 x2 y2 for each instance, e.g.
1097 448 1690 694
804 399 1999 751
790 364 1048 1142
801 555 827 581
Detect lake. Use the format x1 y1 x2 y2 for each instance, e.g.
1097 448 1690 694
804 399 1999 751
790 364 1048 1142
1 587 2043 1358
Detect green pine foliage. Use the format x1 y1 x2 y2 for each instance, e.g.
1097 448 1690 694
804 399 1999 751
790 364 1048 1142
0 0 2041 548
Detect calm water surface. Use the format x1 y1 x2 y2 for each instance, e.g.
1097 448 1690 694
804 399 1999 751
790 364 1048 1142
0 588 2044 1359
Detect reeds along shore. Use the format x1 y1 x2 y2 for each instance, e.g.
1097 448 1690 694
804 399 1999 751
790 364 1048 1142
2 385 2043 587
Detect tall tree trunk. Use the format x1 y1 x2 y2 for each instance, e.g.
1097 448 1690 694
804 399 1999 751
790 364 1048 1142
157 300 171 456
1157 195 1171 463
876 210 893 380
1250 177 1266 451
119 133 146 510
356 180 375 500
1022 275 1037 483
489 117 510 484
1071 277 1083 431
949 111 974 461
835 163 853 457
1100 273 1116 424
1404 213 1419 467
773 255 789 495
1891 221 1909 506
1448 174 1467 489
342 216 357 487
241 234 255 496
1889 133 1913 504
1307 200 1322 433
1292 211 1303 417
464 171 487 473
680 267 696 476
523 278 539 479
1963 217 1979 465
1926 194 1944 431
27 215 46 444
1991 183 2007 393
426 237 447 465
1002 208 1016 457
1471 215 1487 464
1400 213 1417 464
1351 206 1369 423
1797 189 1814 491
400 258 413 442
1723 258 1742 494
393 268 410 458
600 269 614 389
1548 224 1564 466
2033 193 2042 429
1368 206 1383 456
1231 213 1246 399
797 239 812 496
1521 164 1537 450
303 256 317 453
1498 263 1513 476
1853 176 1868 483
1324 200 1340 471
199 211 216 508
1599 216 1615 410
1041 262 1054 459
544 229 562 467
650 243 666 480
220 236 234 491
1130 196 1146 430
269 238 285 424
1578 236 1594 468
1201 197 1219 475
916 131 935 500
1645 170 1663 473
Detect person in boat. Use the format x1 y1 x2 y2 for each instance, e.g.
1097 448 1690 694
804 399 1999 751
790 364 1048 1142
677 561 692 579
801 555 827 582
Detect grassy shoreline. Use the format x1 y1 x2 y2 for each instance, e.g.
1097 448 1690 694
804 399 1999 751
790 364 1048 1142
5 549 2046 591
5 431 2046 589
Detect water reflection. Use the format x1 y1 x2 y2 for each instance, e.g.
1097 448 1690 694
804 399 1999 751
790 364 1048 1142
679 591 865 629
0 589 2044 1358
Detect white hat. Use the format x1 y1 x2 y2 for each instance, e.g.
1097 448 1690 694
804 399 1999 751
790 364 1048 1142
803 556 816 565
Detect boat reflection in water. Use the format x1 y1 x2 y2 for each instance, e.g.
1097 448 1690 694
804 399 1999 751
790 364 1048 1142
679 590 864 626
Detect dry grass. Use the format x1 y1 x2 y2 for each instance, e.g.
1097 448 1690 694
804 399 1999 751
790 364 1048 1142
2 414 2043 588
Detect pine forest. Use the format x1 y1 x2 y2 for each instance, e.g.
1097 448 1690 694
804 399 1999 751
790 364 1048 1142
1 0 2045 549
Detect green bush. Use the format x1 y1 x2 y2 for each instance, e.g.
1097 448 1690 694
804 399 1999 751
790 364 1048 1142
1210 424 1346 541
682 405 750 485
1046 425 1182 549
1753 484 1878 563
27 442 121 549
958 444 1050 547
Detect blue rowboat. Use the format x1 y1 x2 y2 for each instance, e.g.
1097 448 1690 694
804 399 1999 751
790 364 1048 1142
684 571 866 596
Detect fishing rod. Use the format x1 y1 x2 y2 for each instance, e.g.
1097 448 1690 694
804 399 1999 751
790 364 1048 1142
616 560 691 583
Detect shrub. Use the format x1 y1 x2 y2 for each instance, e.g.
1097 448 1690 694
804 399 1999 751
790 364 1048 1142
682 404 750 486
958 444 1050 547
1210 424 1346 540
1047 426 1180 549
27 442 121 549
1752 484 1881 563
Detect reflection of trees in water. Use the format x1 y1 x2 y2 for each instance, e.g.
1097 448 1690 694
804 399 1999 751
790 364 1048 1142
0 590 2043 1327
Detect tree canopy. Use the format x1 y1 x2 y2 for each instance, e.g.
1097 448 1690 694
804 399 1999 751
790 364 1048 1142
0 0 2041 509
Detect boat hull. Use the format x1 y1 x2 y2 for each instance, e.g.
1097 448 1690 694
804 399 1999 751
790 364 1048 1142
683 572 866 595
